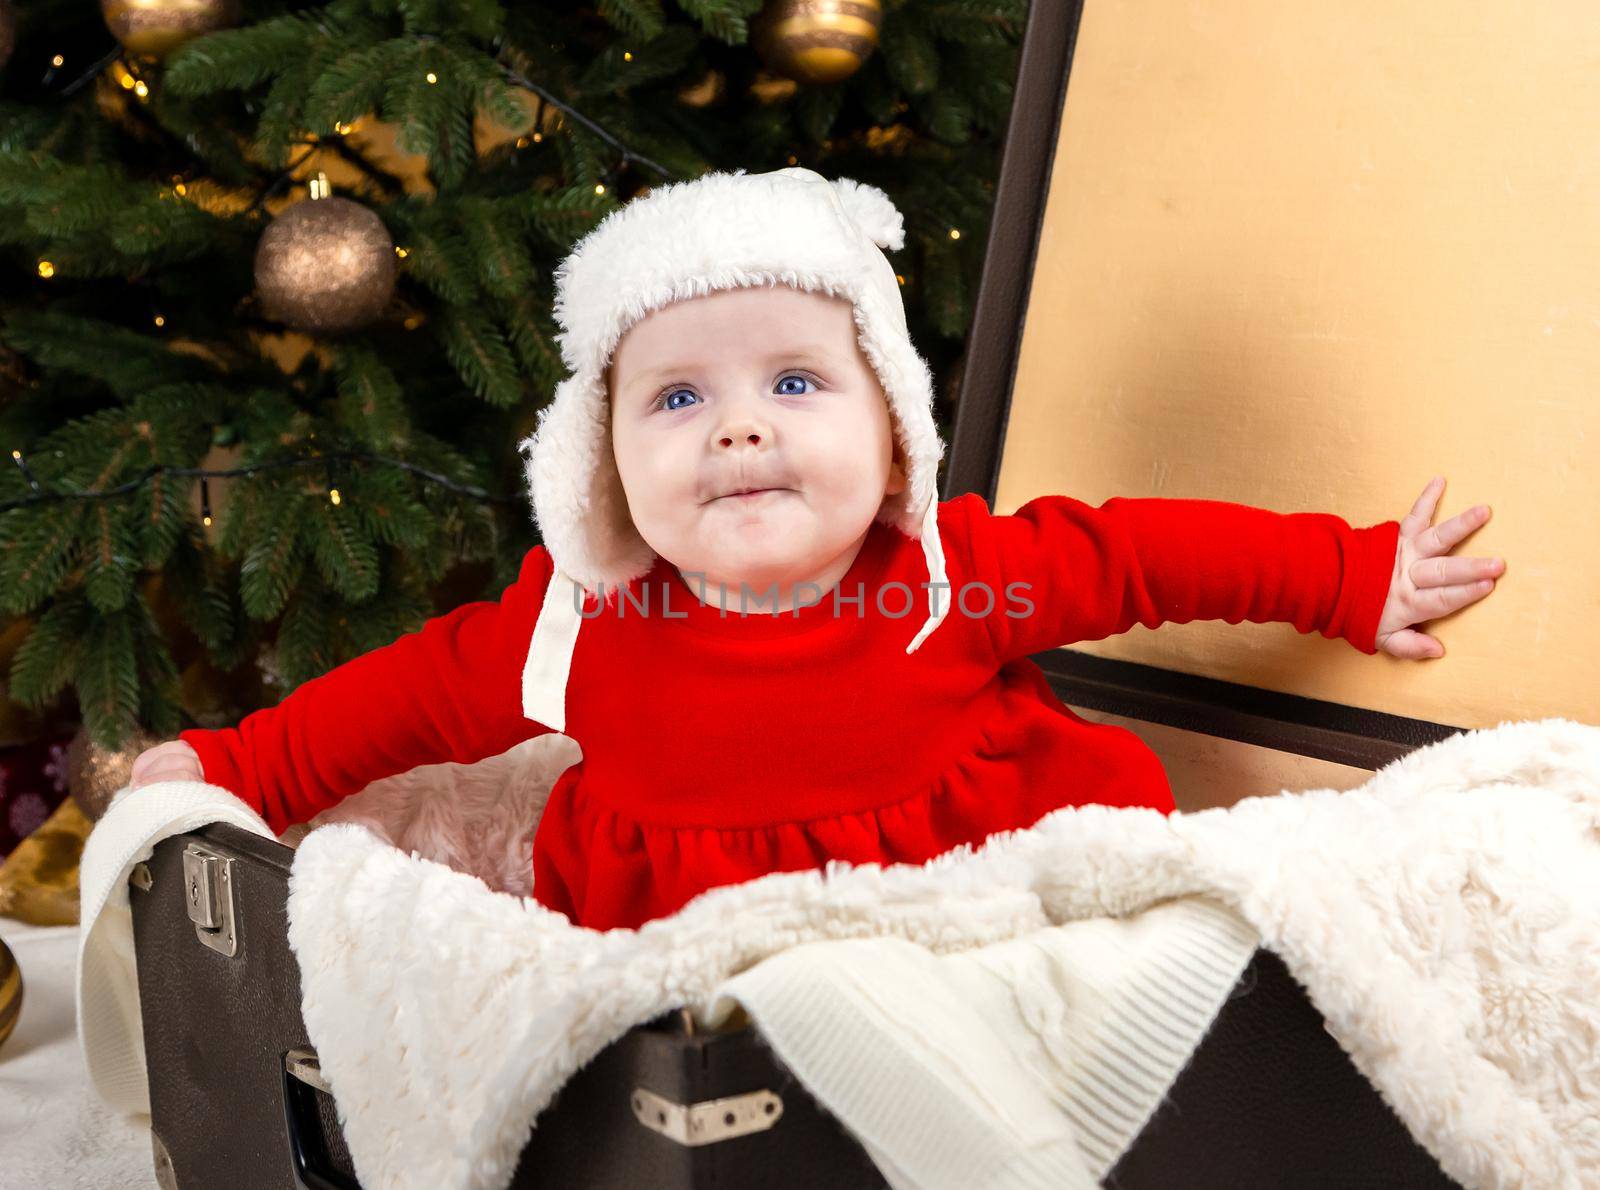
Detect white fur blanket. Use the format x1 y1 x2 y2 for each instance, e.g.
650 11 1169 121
78 717 1600 1190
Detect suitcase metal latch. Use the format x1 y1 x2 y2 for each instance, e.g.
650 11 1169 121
182 843 238 958
631 1085 784 1146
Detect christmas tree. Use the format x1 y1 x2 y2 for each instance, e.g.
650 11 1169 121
0 0 1023 765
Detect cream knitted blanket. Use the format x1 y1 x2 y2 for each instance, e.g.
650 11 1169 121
77 717 1600 1190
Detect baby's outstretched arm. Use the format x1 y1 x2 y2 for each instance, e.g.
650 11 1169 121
169 545 558 833
1371 476 1504 660
960 489 1404 663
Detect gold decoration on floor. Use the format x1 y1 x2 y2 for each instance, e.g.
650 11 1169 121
0 797 91 928
0 938 22 1053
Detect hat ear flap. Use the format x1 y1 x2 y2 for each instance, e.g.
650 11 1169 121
831 178 905 253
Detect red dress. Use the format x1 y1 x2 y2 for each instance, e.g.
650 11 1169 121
181 492 1399 931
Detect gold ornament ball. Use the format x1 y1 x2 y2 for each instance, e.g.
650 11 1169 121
67 724 162 821
0 939 21 1054
255 195 398 335
101 0 241 60
752 0 882 87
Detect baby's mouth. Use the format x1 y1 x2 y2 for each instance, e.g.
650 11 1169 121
709 485 792 503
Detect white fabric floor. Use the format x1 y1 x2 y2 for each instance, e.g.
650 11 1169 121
0 916 154 1189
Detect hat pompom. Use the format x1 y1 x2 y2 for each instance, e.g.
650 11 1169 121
832 178 905 253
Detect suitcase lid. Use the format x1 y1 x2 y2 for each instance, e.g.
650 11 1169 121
944 1 1587 785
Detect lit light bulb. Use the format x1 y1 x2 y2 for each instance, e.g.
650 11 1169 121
949 229 960 240
425 72 438 84
329 488 341 505
52 55 65 67
37 261 54 278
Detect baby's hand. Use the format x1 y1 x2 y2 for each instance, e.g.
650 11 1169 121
1374 476 1505 660
129 740 204 789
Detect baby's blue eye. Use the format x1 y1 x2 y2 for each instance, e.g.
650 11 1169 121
655 373 817 411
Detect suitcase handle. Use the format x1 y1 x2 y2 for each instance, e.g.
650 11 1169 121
283 1048 361 1190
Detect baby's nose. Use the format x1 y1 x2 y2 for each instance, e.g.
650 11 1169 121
717 421 766 448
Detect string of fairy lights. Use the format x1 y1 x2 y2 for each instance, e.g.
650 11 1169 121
3 447 525 517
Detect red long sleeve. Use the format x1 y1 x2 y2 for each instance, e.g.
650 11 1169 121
960 494 1401 664
180 545 557 834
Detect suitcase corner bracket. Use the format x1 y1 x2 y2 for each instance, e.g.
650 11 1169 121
631 1085 784 1146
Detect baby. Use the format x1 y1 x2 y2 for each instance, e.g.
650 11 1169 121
130 168 1505 932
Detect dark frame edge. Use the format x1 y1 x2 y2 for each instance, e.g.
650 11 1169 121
944 0 1086 508
1038 650 1466 771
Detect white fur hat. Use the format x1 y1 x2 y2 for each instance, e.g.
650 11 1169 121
516 166 951 731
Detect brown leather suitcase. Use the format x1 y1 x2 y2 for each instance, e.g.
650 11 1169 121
129 817 1459 1189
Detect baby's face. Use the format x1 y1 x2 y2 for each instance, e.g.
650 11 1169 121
607 285 906 593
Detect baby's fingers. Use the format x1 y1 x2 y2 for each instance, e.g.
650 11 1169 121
1415 503 1491 558
1414 577 1497 620
1383 626 1445 660
1410 554 1506 588
130 761 201 790
131 743 183 782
